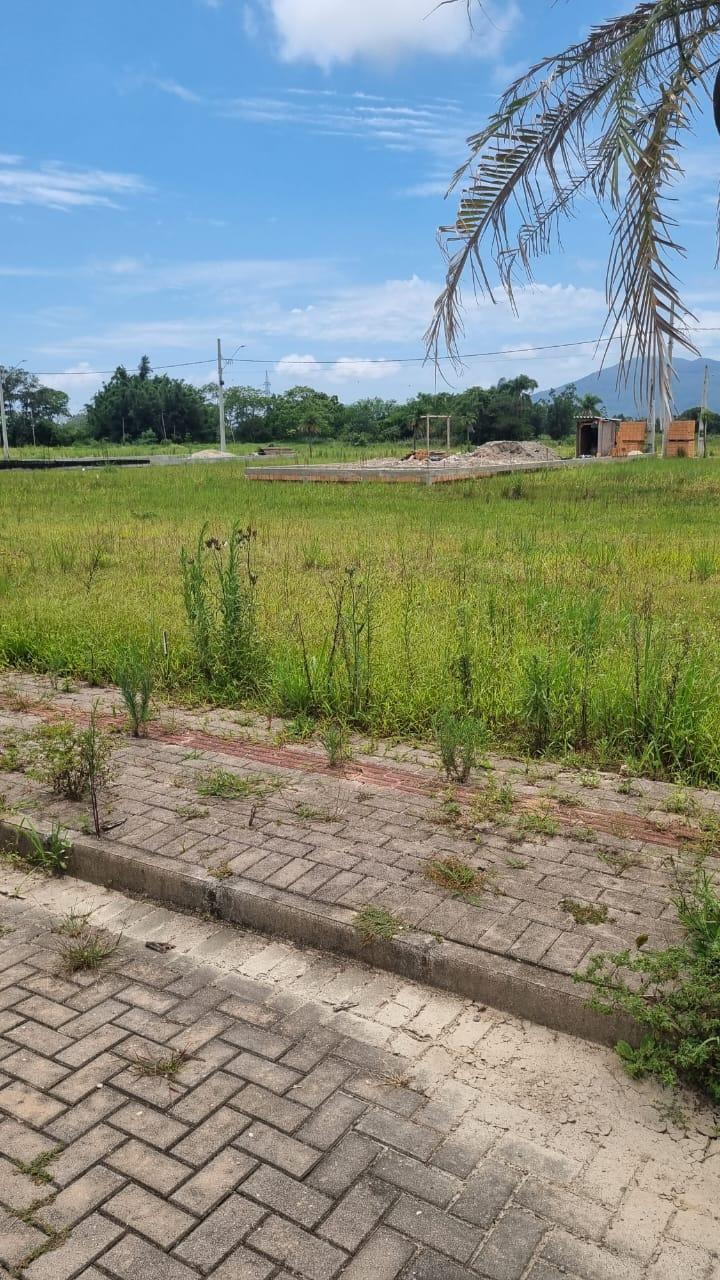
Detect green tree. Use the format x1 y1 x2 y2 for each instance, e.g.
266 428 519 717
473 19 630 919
86 365 214 443
429 1 718 415
579 393 606 416
0 366 69 446
265 387 343 439
223 386 272 442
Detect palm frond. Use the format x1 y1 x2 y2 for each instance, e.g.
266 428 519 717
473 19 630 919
429 0 720 397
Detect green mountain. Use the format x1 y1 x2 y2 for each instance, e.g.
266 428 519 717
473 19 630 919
538 357 720 416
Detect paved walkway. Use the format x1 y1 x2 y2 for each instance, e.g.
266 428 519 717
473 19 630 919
0 869 719 1279
0 676 714 1007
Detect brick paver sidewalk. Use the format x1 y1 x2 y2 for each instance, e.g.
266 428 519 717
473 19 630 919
0 675 715 1005
0 868 718 1279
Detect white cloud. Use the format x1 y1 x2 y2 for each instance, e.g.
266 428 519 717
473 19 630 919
257 0 517 66
42 362 104 403
275 353 401 383
0 158 148 211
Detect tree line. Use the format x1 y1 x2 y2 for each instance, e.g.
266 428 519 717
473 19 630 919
2 357 710 449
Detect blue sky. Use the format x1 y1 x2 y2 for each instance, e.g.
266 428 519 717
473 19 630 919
2 0 719 410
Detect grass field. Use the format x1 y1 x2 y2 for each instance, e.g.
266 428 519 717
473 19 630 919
2 455 720 783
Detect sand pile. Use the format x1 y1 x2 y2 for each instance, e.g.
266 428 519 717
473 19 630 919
188 450 240 462
471 440 560 463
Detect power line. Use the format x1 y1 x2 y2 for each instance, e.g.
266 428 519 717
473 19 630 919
25 326 720 378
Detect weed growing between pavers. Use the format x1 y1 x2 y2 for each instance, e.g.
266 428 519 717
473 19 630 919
434 710 487 783
14 1149 61 1186
518 808 560 839
116 651 154 737
59 927 120 973
320 721 350 768
53 908 95 936
130 1046 193 1083
425 856 486 899
583 868 720 1102
597 849 641 876
196 769 279 800
0 821 71 876
33 708 113 835
561 899 611 926
470 776 515 823
354 906 407 944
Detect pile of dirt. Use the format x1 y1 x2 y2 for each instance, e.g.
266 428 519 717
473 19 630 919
471 440 560 463
188 450 240 462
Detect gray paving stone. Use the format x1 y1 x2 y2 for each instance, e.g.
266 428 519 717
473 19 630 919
0 1210 46 1271
374 1149 462 1208
307 1132 380 1197
452 1157 522 1227
36 1165 124 1231
386 1194 482 1263
102 1233 200 1279
243 1163 332 1228
296 1091 366 1149
172 1148 256 1215
400 1249 470 1280
24 1211 123 1280
355 1108 439 1159
174 1195 266 1271
208 1246 275 1278
247 1214 347 1280
320 1177 397 1251
108 1138 192 1194
474 1206 548 1279
105 1182 196 1248
339 1227 414 1280
235 1120 320 1178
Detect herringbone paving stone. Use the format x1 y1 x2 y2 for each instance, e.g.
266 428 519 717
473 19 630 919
2 673 718 996
0 868 717 1279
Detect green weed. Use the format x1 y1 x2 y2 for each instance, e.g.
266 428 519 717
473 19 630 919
562 898 610 925
424 856 485 896
116 653 154 736
59 929 120 973
354 906 406 944
196 770 277 800
434 709 486 783
583 869 720 1101
518 808 560 839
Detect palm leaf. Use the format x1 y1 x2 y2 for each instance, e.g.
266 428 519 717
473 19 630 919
429 0 720 399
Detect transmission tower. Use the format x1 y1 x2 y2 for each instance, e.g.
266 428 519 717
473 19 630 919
263 370 271 396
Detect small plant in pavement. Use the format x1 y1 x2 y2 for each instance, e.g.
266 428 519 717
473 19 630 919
354 905 406 944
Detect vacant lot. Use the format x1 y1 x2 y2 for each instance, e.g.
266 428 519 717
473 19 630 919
1 457 720 781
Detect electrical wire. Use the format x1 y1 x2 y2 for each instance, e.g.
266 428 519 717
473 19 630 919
26 327 720 377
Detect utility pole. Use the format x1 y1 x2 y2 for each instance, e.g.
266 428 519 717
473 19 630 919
699 364 710 458
217 338 227 453
647 384 656 455
660 310 676 458
0 374 8 461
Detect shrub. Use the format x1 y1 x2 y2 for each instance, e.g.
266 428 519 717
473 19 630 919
35 722 91 800
581 868 720 1101
434 709 486 783
180 524 265 699
34 710 113 836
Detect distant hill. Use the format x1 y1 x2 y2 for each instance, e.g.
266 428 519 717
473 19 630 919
537 357 720 416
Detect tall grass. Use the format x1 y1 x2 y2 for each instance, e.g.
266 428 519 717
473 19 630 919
2 458 720 782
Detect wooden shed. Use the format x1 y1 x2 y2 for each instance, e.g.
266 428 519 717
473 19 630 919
665 420 696 458
576 416 621 457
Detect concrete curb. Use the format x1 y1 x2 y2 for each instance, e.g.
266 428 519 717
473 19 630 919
0 815 636 1049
